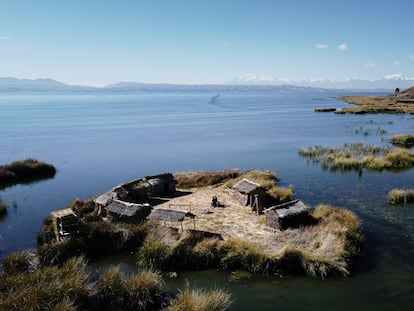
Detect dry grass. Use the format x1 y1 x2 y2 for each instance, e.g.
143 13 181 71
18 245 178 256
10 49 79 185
388 188 414 204
144 179 362 278
167 285 232 311
1 252 30 274
174 169 241 189
337 96 414 114
96 267 164 310
0 256 90 311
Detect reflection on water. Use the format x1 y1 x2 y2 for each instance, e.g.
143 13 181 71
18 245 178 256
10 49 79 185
0 92 413 309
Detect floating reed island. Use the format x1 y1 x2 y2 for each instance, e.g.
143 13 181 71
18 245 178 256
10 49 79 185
389 134 414 147
336 85 414 114
35 169 363 280
0 158 56 189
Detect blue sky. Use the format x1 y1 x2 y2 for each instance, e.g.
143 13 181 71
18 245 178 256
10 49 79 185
1 0 414 86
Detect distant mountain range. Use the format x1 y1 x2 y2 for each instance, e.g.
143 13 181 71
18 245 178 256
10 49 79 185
232 73 414 91
0 76 412 93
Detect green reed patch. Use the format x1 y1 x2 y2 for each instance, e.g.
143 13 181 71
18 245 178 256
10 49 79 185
299 143 414 173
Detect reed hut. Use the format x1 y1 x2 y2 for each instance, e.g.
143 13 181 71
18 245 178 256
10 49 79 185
264 200 310 230
95 179 151 206
146 173 176 196
147 208 196 231
232 178 266 210
104 200 152 223
50 208 79 241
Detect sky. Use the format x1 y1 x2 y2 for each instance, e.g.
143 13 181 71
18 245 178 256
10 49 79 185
1 0 414 86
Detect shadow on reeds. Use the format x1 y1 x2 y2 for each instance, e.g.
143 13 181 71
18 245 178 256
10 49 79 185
0 200 7 219
0 159 56 190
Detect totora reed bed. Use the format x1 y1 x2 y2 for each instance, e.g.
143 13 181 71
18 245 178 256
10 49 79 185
1 253 232 311
388 188 414 204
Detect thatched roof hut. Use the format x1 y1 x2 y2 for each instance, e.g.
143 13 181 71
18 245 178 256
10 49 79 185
50 208 79 241
104 200 152 223
95 179 151 206
145 173 176 196
147 208 196 231
232 178 266 210
264 199 310 230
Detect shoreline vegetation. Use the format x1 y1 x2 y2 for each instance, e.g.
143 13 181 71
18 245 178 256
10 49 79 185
0 159 56 189
299 143 414 173
1 169 363 310
390 134 414 147
388 189 414 204
335 86 414 114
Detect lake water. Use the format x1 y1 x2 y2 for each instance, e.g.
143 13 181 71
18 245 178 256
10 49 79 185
0 92 413 310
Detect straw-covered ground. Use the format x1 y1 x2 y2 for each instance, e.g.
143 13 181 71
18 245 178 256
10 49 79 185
32 170 362 281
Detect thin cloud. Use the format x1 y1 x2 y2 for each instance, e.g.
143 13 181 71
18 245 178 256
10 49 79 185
0 35 11 40
409 54 414 61
394 61 401 66
315 43 328 49
364 62 376 68
384 52 392 57
223 42 232 47
338 43 348 51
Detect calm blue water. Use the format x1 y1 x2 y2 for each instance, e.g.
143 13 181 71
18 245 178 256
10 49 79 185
0 92 413 310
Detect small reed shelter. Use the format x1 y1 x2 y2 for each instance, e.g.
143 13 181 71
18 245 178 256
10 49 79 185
232 178 266 212
147 208 196 231
104 200 152 223
50 208 79 241
264 199 310 230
